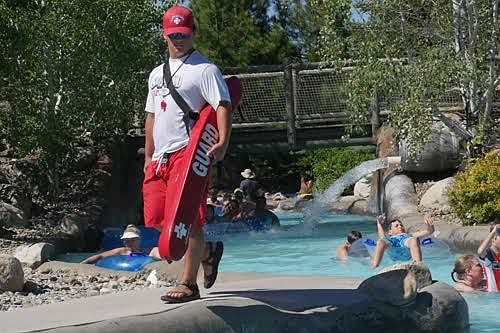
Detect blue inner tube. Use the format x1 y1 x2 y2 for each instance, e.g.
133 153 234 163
95 252 159 272
349 236 450 262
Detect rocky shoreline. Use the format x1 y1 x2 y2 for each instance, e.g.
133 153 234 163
0 260 173 312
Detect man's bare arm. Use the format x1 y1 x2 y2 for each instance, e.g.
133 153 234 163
206 101 232 161
144 112 155 172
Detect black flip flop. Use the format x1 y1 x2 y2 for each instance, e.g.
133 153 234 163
202 241 224 289
161 282 200 303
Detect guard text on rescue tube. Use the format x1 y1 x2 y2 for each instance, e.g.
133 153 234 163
192 123 218 177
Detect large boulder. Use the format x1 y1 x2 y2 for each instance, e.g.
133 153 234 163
14 242 55 269
405 281 469 332
358 269 417 306
420 177 455 213
354 176 372 198
0 255 24 292
380 261 432 290
357 263 468 332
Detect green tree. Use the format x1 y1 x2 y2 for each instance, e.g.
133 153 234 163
0 0 168 197
189 0 297 67
277 0 351 62
316 0 499 159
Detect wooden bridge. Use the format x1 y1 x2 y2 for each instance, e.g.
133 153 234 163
129 61 474 153
225 60 377 152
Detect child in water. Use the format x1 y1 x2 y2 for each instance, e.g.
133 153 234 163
477 224 500 267
336 230 362 260
371 214 435 268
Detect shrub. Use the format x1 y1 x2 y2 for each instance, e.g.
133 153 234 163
448 151 500 225
297 147 375 193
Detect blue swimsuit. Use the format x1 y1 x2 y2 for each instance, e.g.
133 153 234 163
385 234 414 261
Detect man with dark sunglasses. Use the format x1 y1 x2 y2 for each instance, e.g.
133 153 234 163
142 5 232 303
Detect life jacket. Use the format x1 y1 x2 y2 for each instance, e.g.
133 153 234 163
479 257 499 292
491 252 500 290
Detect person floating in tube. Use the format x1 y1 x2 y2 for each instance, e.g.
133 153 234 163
81 225 161 264
371 214 435 268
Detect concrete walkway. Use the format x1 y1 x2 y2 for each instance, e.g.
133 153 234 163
0 273 364 333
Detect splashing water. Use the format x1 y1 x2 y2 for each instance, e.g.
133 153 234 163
303 157 401 226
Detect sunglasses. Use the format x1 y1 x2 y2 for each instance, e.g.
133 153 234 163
167 33 192 40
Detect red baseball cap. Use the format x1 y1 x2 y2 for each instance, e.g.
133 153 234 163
163 5 195 36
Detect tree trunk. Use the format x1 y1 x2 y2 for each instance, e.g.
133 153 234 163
43 40 61 198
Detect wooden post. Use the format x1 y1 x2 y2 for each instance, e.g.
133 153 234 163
370 89 380 142
284 58 297 150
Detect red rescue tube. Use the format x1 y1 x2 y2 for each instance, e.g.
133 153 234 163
158 77 243 261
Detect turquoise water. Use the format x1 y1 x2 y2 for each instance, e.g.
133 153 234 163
59 212 499 332
218 212 500 333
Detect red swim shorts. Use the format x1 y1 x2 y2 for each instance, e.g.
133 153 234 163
142 147 207 229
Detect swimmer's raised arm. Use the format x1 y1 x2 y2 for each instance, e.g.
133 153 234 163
376 215 386 239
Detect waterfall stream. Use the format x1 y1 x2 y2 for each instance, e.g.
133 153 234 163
302 157 401 225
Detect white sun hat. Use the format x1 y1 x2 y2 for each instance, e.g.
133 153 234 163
121 231 140 239
240 168 255 179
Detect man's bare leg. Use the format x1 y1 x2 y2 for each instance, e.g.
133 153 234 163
371 239 388 268
164 223 206 299
406 237 422 262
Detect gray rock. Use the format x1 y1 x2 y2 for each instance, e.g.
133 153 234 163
328 195 359 212
354 175 372 198
358 269 417 306
14 243 55 269
350 199 369 215
380 262 432 290
420 177 455 213
23 280 43 294
87 290 99 297
0 255 24 292
59 215 90 238
99 287 111 295
405 281 469 332
0 201 27 228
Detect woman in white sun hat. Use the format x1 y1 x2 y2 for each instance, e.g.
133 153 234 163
81 224 160 264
